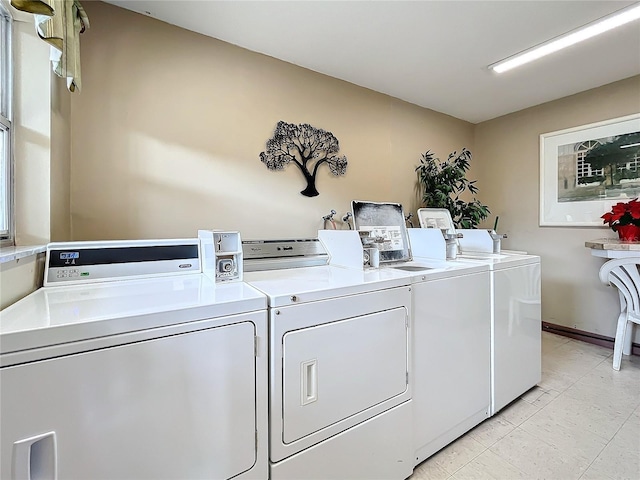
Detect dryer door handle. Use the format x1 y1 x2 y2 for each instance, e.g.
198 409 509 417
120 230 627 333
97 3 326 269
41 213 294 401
301 359 318 405
12 431 57 480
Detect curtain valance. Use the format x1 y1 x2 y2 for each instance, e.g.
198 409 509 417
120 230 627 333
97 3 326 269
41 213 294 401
11 0 89 92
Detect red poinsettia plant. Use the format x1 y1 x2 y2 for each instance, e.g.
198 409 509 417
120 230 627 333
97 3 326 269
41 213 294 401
601 198 640 231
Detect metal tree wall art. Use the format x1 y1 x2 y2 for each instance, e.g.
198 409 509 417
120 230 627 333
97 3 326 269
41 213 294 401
260 121 348 197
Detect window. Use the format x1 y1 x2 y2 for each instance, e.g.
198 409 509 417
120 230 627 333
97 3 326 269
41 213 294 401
575 140 603 183
0 4 12 244
617 154 640 172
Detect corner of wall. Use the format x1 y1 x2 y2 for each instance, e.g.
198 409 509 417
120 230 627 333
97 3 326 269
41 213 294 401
0 253 44 309
50 70 72 242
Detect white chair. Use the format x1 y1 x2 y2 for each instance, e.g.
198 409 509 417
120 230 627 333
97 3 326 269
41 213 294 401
599 258 640 370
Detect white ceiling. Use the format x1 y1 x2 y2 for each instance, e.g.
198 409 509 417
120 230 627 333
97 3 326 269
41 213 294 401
104 1 640 124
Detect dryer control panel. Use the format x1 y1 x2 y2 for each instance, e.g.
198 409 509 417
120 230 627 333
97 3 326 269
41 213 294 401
242 239 328 271
44 239 201 286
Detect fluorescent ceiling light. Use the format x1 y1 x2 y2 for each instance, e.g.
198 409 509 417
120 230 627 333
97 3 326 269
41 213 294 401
621 142 640 149
490 3 640 73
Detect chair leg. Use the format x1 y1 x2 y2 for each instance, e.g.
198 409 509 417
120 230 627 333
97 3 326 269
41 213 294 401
622 322 634 356
613 312 628 371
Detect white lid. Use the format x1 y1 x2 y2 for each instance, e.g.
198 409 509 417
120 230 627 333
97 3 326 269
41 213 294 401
417 208 456 231
351 200 412 263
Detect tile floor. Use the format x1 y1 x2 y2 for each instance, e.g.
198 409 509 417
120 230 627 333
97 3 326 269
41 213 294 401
410 332 640 480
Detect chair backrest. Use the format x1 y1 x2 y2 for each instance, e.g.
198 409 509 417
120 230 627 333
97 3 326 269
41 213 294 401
599 257 640 318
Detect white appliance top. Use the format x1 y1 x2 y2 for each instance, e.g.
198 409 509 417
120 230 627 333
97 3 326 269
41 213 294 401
384 257 489 283
456 251 540 270
0 274 266 357
244 265 410 307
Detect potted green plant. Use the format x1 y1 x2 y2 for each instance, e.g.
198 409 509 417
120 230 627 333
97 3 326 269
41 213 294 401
415 148 490 229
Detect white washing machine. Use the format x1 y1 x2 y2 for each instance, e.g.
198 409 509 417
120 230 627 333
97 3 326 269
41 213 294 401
243 239 414 480
416 210 542 416
347 202 493 466
455 244 542 415
0 239 268 480
392 257 491 465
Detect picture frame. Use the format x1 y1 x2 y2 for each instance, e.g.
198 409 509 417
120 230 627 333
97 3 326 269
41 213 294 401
540 113 640 227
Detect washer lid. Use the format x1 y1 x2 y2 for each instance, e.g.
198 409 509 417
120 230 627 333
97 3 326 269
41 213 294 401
0 274 266 356
386 257 489 282
456 252 540 270
352 201 412 264
416 208 456 231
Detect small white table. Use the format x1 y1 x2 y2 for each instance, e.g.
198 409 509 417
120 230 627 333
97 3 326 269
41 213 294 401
585 238 640 258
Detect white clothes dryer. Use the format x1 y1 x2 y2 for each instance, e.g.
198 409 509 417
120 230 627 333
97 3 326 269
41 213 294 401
243 239 414 480
1 239 268 480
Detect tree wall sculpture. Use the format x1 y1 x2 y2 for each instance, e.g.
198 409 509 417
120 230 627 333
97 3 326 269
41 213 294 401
260 121 348 197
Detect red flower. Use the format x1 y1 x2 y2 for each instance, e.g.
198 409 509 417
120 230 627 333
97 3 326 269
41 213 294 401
601 198 640 231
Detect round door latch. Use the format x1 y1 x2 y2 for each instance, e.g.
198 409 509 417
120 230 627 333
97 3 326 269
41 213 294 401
290 295 298 302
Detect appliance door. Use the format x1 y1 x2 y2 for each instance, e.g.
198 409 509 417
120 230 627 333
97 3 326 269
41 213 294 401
493 262 542 413
1 317 260 480
270 286 411 462
413 271 491 462
282 308 408 443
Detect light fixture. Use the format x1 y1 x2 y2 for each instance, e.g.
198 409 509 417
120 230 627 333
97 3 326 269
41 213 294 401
490 3 640 73
621 142 640 149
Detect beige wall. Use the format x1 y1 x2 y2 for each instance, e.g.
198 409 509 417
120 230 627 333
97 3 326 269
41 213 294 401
5 0 639 349
50 71 72 242
0 254 44 309
0 14 73 310
69 2 473 241
12 16 71 242
13 19 51 245
474 75 640 342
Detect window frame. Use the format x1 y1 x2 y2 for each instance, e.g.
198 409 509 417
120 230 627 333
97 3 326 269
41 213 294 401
0 3 13 246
